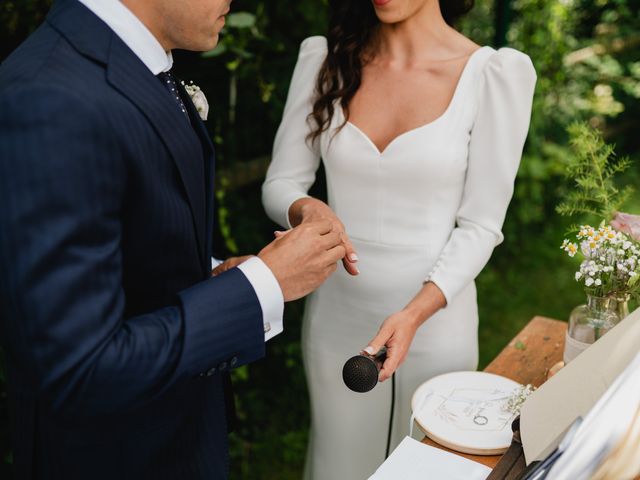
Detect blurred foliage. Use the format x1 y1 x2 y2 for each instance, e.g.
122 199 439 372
556 122 633 219
1 0 639 479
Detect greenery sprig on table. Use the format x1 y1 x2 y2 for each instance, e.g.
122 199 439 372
556 122 633 221
558 122 640 302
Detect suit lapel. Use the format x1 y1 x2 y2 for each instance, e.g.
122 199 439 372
177 82 216 263
106 39 207 266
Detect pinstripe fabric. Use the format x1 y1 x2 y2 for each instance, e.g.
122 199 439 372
0 0 264 478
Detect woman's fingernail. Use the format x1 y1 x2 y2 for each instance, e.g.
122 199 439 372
363 346 375 355
349 253 359 262
378 372 385 381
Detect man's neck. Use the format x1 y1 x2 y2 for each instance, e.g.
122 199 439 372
121 0 172 52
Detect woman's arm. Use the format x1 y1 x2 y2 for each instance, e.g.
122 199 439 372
262 36 358 275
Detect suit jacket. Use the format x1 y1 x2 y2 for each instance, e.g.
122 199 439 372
0 0 266 478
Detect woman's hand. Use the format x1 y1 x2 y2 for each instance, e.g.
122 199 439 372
363 281 447 381
363 311 421 382
211 255 253 276
289 197 359 276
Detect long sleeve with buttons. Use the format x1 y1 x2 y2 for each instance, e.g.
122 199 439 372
426 49 537 305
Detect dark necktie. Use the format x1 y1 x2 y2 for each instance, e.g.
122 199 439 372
157 70 190 121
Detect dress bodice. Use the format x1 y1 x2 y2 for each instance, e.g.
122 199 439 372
318 46 493 249
263 36 536 304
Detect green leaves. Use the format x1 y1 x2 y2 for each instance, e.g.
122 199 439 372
556 122 634 221
226 12 257 29
201 12 260 61
201 43 227 58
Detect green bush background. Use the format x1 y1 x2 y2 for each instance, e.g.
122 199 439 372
1 0 638 478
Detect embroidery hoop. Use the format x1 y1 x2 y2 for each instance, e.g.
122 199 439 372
411 371 522 455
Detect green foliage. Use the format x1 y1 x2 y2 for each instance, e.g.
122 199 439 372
556 122 633 220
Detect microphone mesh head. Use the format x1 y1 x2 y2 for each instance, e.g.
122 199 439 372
342 355 378 393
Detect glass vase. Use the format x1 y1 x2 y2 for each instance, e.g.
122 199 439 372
564 294 629 364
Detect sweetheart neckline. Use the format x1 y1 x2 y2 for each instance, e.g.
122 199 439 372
343 46 490 156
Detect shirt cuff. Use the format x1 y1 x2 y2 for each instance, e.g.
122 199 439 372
237 257 284 342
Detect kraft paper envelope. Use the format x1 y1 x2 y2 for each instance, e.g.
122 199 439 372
520 307 640 464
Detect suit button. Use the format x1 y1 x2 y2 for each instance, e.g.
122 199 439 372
206 366 217 376
230 356 238 367
219 361 228 372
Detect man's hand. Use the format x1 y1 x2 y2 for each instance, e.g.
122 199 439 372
289 197 359 276
258 220 346 301
211 255 253 276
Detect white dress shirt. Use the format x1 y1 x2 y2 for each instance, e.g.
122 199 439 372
78 0 284 341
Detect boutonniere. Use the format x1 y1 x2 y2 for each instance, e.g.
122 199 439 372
181 81 209 121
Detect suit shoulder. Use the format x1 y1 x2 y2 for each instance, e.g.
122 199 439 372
0 24 57 90
0 22 106 99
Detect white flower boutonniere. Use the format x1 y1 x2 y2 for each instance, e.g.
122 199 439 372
181 81 209 121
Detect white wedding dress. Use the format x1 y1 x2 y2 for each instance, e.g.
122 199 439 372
262 36 536 480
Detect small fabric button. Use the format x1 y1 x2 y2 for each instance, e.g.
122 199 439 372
205 366 217 376
230 356 238 367
264 322 271 333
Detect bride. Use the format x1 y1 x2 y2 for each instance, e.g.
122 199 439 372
262 0 536 477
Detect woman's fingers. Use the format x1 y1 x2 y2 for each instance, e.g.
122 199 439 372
364 327 393 380
339 232 359 275
378 349 401 382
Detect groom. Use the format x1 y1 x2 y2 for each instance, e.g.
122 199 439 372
0 0 345 478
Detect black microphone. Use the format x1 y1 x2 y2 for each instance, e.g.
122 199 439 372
342 347 387 392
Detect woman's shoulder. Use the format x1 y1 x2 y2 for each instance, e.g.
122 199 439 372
479 46 536 81
298 36 328 57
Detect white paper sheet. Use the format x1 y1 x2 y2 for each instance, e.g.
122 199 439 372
368 436 492 480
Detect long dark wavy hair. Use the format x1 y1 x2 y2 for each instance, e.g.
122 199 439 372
309 0 474 143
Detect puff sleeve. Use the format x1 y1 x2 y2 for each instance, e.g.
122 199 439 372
426 48 537 305
262 36 327 228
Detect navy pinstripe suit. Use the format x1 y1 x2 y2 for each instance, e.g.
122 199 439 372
0 0 265 478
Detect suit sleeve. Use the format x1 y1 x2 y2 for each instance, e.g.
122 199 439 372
426 49 537 305
0 86 265 416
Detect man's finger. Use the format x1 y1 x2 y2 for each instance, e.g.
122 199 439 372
307 219 333 235
319 230 342 250
323 244 346 265
211 264 227 276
